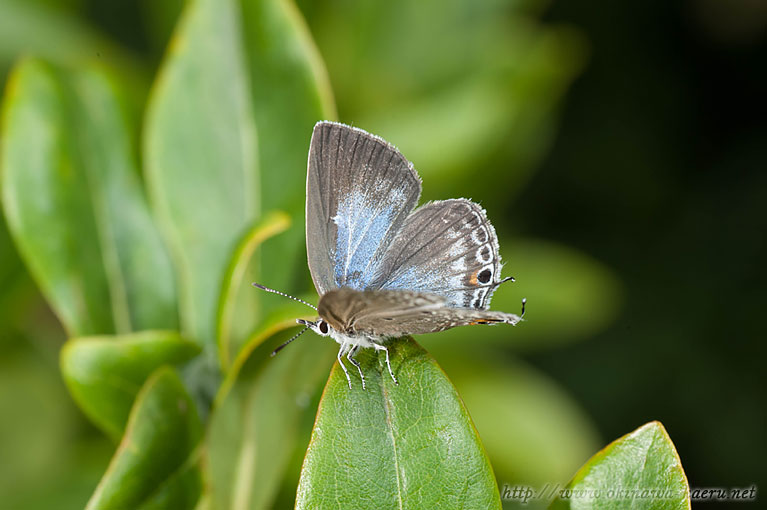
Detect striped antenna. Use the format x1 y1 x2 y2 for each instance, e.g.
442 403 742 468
271 325 312 357
252 282 317 310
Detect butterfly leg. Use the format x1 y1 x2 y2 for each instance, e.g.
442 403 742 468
337 343 353 389
346 346 366 390
373 343 398 386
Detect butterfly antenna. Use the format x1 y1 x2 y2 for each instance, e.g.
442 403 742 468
252 282 317 310
486 275 514 289
520 298 527 318
271 325 311 357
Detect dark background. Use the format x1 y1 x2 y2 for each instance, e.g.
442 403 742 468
527 0 766 492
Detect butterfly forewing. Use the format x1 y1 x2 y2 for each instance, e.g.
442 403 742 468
306 122 422 295
369 199 503 310
317 288 444 332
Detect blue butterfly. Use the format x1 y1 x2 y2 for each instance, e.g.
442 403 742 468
256 122 524 389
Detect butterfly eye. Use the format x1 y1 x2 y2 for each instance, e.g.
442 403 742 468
318 320 329 335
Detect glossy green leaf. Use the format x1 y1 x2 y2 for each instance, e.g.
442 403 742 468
427 351 600 487
61 331 200 441
549 421 690 510
1 58 178 337
145 0 335 346
207 311 334 510
145 0 258 346
297 338 502 510
238 0 337 294
86 366 203 510
217 211 291 370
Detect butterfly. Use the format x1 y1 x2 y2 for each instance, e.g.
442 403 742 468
255 121 524 389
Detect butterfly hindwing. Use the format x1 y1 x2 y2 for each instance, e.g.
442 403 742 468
356 307 521 337
369 199 503 310
306 122 422 295
318 288 520 337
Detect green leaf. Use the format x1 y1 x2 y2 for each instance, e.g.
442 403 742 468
217 211 291 370
427 351 600 487
297 338 502 510
238 0 337 294
145 0 335 346
549 421 690 510
145 0 259 346
1 58 178 337
86 366 203 510
207 314 334 510
239 0 336 212
61 331 200 441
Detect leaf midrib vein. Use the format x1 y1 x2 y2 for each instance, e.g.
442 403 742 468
381 376 404 510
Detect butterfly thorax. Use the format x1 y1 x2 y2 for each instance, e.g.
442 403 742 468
317 288 361 334
318 288 442 347
327 328 380 349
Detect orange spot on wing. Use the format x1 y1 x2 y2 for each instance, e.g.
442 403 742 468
469 270 479 286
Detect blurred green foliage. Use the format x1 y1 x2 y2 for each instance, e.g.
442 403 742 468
2 0 759 508
2 58 177 336
84 367 203 510
61 331 200 441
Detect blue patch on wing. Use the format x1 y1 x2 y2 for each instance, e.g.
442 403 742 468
381 265 467 308
333 191 401 290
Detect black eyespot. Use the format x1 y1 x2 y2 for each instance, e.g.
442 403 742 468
478 269 492 284
318 320 329 334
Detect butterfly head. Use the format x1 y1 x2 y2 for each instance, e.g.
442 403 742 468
297 318 331 337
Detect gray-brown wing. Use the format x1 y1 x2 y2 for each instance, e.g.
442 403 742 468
318 288 520 337
306 122 422 295
368 199 504 310
317 287 444 332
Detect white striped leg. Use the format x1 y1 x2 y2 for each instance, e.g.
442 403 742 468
373 343 398 385
337 342 352 389
346 345 366 390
